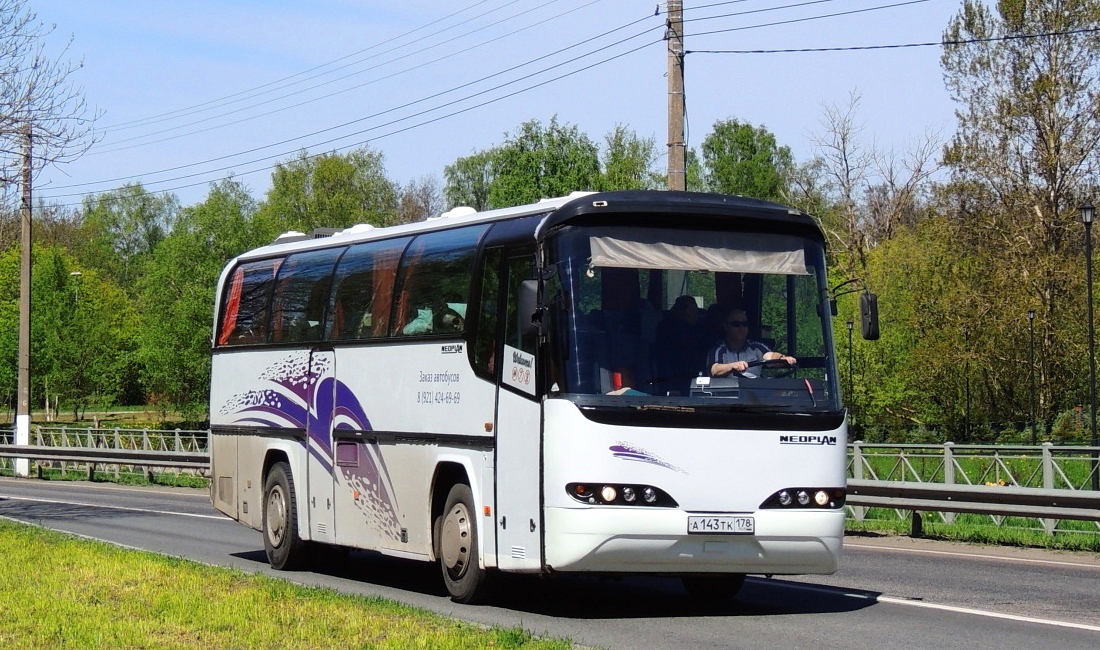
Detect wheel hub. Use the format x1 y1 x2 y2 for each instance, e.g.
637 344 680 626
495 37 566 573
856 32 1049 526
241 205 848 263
266 488 287 547
440 502 471 576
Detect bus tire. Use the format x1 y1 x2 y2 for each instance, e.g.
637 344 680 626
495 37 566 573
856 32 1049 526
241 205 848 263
438 483 490 603
262 461 307 570
682 573 746 601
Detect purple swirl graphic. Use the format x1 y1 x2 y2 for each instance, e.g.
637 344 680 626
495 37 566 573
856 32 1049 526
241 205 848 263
610 442 686 474
220 353 402 541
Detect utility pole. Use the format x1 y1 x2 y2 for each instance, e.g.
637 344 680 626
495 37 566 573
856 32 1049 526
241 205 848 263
666 0 685 191
16 123 32 477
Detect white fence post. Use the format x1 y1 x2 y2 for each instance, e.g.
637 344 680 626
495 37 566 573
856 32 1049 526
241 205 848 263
943 442 956 524
1042 442 1056 534
851 440 866 521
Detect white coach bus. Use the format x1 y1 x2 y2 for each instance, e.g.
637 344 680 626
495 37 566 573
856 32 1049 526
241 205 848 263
209 190 870 603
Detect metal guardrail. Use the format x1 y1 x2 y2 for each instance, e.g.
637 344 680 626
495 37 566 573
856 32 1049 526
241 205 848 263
0 445 208 470
0 426 209 480
848 441 1100 535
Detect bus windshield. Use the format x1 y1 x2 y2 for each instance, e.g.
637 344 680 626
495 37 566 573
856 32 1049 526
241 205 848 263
545 224 839 412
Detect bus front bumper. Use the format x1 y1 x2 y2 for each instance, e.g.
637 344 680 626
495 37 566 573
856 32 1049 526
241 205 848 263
543 507 844 575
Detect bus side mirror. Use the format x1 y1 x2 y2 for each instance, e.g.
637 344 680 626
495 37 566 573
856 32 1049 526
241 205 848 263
860 293 880 340
518 279 539 336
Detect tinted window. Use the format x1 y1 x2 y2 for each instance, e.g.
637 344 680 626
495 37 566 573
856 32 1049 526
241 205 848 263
217 258 282 346
269 247 344 343
472 247 503 377
327 237 410 340
394 225 489 337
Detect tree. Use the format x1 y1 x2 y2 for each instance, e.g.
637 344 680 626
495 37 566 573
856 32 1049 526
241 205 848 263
0 246 17 414
488 117 601 207
257 148 399 236
24 248 136 419
942 0 1100 425
812 93 941 273
75 183 178 295
0 0 98 184
138 178 263 421
397 175 445 223
701 118 792 201
444 149 496 211
599 125 661 190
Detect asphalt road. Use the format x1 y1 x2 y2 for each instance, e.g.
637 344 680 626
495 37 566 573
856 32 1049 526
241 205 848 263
1 478 1098 650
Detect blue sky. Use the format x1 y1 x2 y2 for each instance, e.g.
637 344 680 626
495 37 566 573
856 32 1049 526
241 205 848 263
30 0 962 209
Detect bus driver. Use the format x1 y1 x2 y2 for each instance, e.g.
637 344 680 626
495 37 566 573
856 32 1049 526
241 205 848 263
708 306 797 379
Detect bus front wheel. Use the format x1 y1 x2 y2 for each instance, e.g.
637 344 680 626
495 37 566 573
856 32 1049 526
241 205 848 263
263 461 307 570
438 483 490 603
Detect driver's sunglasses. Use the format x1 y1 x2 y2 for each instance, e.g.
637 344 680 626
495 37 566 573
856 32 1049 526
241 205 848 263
725 320 749 327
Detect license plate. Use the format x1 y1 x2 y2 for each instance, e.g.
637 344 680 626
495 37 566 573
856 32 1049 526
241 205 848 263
687 515 755 535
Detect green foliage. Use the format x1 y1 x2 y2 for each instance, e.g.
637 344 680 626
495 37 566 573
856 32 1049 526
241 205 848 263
488 117 602 208
0 247 19 409
26 248 139 417
701 118 792 201
445 119 666 211
74 183 179 296
444 149 496 211
256 148 399 235
137 179 263 419
599 124 662 190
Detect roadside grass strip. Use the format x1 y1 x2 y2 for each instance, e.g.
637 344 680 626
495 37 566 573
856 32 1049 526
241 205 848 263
0 521 573 650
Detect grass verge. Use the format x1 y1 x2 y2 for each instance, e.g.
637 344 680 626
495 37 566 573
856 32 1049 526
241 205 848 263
0 520 574 650
846 511 1100 552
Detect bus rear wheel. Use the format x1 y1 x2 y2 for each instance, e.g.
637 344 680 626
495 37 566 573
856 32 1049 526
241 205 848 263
438 483 490 603
681 573 746 601
263 461 307 570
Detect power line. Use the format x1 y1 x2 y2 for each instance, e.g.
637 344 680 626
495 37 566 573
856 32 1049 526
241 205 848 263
39 0 940 204
688 25 1100 54
100 0 516 132
41 38 661 208
40 19 664 200
688 0 930 38
681 0 847 24
93 0 605 154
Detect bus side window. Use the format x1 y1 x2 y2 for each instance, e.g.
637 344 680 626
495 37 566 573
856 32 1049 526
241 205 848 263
217 258 282 345
393 225 488 337
270 248 343 344
327 237 409 341
472 247 504 377
504 254 537 356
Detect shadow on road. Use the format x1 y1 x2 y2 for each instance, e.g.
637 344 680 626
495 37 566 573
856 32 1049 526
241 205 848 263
230 545 879 619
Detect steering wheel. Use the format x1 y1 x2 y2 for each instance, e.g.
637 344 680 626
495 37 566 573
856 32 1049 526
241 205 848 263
743 357 797 378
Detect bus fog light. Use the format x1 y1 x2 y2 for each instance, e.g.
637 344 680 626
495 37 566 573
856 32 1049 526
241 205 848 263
600 486 617 502
778 490 792 506
622 486 636 502
643 487 658 503
796 490 810 506
814 490 830 506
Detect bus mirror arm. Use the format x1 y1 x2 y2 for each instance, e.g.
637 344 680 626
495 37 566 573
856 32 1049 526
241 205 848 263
831 278 880 341
518 279 540 336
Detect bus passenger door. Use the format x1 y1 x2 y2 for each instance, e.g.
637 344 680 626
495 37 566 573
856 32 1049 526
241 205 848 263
494 252 543 571
306 348 336 544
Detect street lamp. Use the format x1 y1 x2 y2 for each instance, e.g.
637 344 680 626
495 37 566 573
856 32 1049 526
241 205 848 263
1081 202 1098 491
1028 309 1035 443
964 324 971 440
846 320 854 432
69 271 82 305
